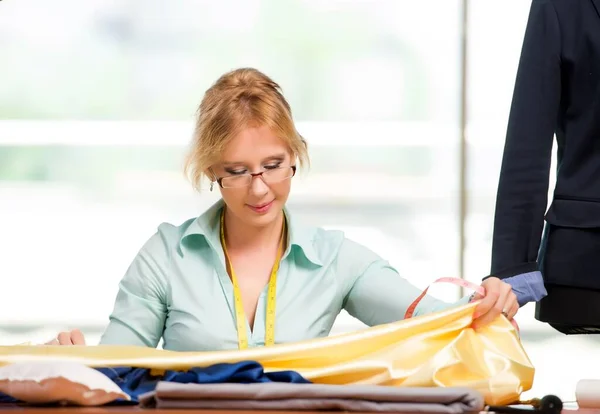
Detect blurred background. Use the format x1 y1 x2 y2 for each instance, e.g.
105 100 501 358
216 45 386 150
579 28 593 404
0 0 596 402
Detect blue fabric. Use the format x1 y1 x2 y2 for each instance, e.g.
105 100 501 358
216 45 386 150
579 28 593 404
97 360 309 401
0 394 17 404
0 360 309 405
504 270 547 306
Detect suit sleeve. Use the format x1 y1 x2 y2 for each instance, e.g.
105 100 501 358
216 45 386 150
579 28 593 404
490 0 562 279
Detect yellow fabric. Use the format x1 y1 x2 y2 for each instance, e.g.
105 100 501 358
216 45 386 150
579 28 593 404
0 301 533 406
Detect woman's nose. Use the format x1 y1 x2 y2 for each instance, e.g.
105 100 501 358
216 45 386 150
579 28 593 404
248 174 269 196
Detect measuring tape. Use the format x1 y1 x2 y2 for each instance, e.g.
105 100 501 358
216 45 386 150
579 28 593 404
404 276 520 333
404 277 485 319
220 210 284 349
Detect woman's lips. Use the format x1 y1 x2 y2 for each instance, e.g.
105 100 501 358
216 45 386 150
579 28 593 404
247 200 274 214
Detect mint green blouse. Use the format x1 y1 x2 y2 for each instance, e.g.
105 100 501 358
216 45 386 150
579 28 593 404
100 200 468 351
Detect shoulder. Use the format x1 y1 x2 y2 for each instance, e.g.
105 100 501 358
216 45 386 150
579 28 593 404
317 230 380 262
156 218 197 245
138 217 199 260
296 220 385 272
119 217 200 291
306 224 399 300
310 227 345 259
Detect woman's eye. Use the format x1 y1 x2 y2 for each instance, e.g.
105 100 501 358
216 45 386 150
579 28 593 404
227 170 247 175
264 163 281 170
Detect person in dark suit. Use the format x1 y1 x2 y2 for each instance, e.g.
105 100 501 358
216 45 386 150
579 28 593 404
489 0 600 334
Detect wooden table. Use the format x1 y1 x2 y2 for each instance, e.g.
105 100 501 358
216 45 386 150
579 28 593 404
0 407 598 413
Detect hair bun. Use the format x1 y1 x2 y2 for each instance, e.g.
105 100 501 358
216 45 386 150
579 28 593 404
216 68 280 92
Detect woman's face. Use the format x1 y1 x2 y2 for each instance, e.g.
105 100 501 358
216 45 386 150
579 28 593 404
211 124 295 229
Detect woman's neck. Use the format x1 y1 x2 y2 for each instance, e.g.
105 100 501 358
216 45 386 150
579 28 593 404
223 208 285 253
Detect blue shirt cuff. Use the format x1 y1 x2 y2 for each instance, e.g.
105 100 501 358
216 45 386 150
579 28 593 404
503 271 547 306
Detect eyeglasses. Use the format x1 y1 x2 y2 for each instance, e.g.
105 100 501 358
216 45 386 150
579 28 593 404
216 166 296 189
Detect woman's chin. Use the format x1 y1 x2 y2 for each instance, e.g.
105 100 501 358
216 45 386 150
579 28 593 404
243 204 282 227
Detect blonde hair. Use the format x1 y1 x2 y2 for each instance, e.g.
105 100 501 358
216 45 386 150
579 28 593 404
184 68 309 190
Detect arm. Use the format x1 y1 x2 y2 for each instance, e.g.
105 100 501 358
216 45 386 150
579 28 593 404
337 239 469 326
99 226 171 347
490 0 562 280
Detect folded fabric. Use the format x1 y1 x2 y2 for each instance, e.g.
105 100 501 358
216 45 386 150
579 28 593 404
0 360 308 405
0 361 129 406
96 360 309 401
139 382 485 413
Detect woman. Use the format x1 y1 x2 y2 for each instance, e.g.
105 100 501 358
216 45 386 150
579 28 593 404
52 68 518 350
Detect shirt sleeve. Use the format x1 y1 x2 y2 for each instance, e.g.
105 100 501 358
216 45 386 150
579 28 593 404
337 238 470 326
503 271 547 306
99 225 171 347
490 0 561 278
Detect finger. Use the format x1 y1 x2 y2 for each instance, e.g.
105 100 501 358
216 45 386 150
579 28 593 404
57 332 74 345
508 297 519 320
45 338 59 345
473 289 498 319
511 319 520 332
70 329 86 346
499 291 518 320
470 289 485 302
474 284 512 329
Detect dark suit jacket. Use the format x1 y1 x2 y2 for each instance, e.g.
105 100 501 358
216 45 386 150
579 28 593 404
491 0 600 331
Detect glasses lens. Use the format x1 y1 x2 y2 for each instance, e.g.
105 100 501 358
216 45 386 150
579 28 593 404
220 175 251 188
263 167 294 183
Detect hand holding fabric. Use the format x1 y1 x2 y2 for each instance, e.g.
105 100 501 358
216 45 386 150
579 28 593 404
471 277 519 330
45 329 86 346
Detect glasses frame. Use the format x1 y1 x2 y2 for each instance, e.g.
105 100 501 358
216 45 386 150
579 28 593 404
214 165 297 189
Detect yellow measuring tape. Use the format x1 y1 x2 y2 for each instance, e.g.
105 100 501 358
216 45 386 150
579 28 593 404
220 210 285 349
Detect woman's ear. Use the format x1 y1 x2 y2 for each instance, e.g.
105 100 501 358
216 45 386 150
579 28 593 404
205 168 217 191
